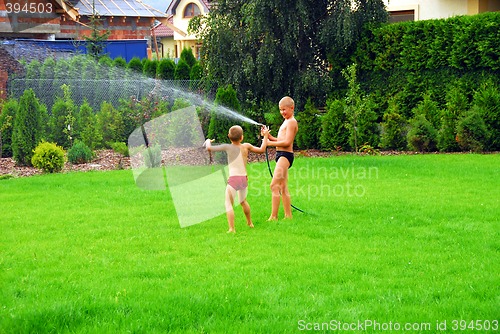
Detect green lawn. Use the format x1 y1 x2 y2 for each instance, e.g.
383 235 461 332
1 154 499 333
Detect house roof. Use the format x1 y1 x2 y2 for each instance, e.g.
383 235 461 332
166 0 211 16
64 0 167 17
152 18 174 37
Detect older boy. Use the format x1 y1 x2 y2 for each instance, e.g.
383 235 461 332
264 96 298 220
205 125 269 233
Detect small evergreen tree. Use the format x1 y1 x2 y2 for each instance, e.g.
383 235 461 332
0 98 17 157
320 99 350 151
12 89 47 166
84 0 111 60
180 47 197 68
157 58 176 80
456 106 489 153
76 100 101 149
49 84 76 149
208 85 240 143
127 57 143 74
97 101 125 147
296 99 321 149
407 114 438 152
174 58 191 80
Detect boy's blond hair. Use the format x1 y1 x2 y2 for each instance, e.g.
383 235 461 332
228 125 243 142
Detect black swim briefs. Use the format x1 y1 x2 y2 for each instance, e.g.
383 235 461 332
275 151 294 168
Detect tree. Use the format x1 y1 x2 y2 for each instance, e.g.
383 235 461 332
84 0 111 60
189 0 387 108
12 89 47 166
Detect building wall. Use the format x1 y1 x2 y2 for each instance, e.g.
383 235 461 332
384 0 500 20
57 16 155 40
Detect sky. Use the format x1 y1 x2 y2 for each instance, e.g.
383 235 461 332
141 0 170 12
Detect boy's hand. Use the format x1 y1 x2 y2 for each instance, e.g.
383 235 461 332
260 125 270 137
203 139 214 149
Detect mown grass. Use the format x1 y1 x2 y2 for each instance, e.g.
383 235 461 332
0 154 498 333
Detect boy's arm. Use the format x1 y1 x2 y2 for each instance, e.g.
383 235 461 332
247 134 268 154
266 120 298 147
204 139 230 152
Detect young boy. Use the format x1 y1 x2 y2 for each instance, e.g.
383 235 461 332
204 125 269 233
264 96 298 221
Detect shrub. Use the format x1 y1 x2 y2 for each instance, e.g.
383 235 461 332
380 110 408 150
49 84 76 149
320 99 350 151
67 140 94 164
31 141 66 173
208 85 241 143
113 57 127 68
190 62 203 81
407 114 438 152
456 107 488 152
180 47 197 68
174 59 190 80
157 59 175 79
97 102 125 147
296 99 321 149
0 98 17 158
143 59 158 78
76 100 101 150
109 141 129 157
471 82 500 151
127 57 143 73
12 89 47 166
437 84 468 152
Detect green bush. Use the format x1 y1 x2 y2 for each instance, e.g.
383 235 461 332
31 141 66 173
407 114 438 152
143 59 158 78
456 107 489 152
49 84 76 149
0 98 17 158
76 100 101 150
12 89 47 166
296 99 320 149
190 62 203 81
437 84 468 152
174 59 191 80
109 141 129 157
127 57 143 73
208 85 241 143
67 140 94 164
180 47 197 68
97 102 125 147
157 59 175 79
320 99 350 151
380 110 408 151
471 82 500 151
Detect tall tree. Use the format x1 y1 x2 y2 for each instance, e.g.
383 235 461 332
190 0 387 107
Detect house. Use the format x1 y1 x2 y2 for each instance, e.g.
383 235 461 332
153 0 211 59
384 0 500 22
0 0 169 97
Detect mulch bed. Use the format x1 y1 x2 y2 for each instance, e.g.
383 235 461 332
1 148 487 178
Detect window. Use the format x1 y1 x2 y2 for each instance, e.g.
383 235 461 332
184 3 201 18
389 10 415 23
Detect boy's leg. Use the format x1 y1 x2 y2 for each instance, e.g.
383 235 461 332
269 157 290 220
238 188 253 228
225 186 236 232
281 168 292 219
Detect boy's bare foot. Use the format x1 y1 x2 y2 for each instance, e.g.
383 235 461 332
227 229 236 234
247 222 254 228
267 216 278 221
283 215 293 220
